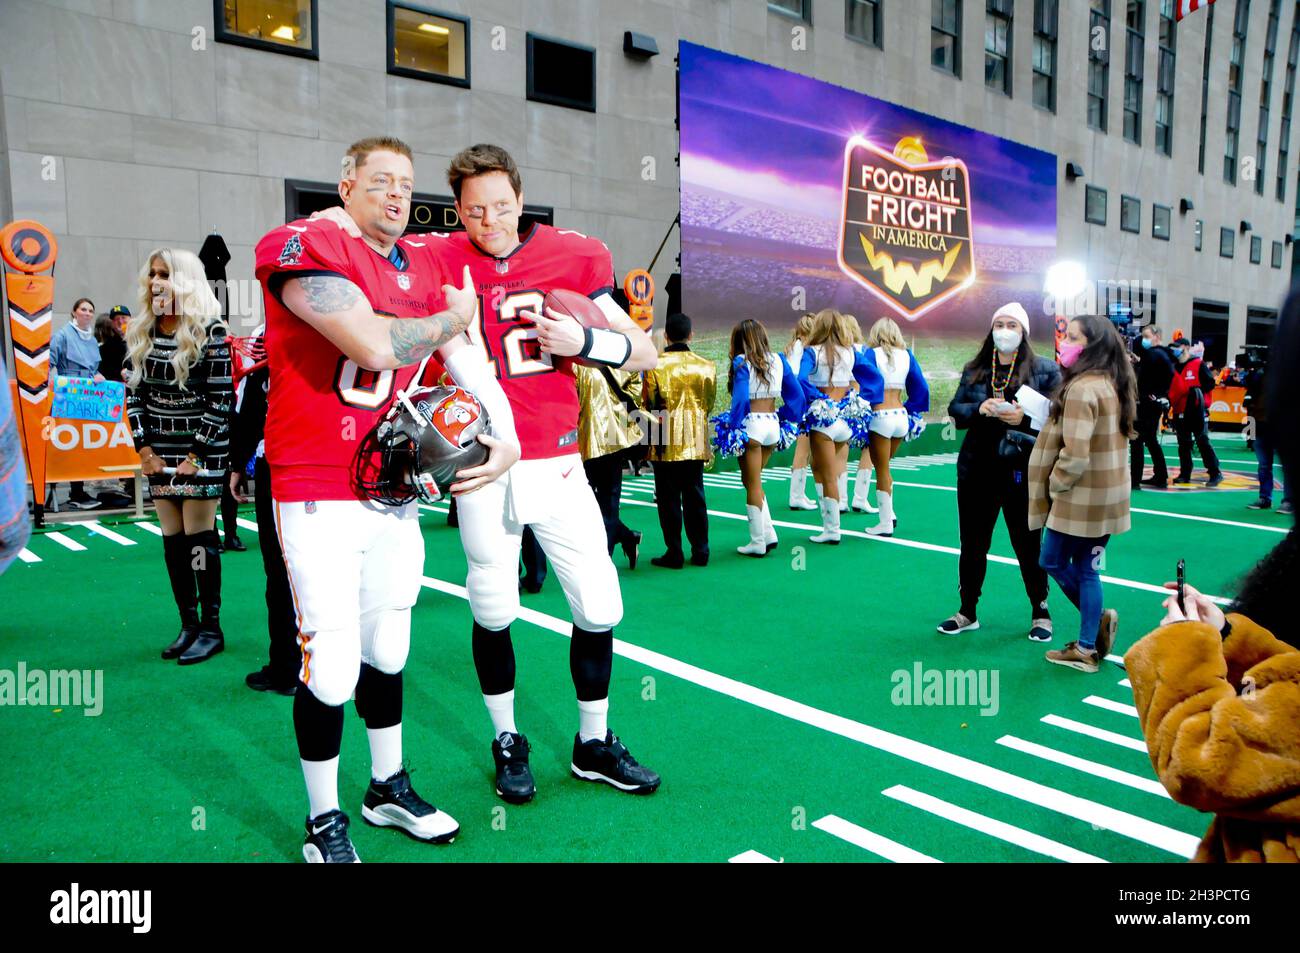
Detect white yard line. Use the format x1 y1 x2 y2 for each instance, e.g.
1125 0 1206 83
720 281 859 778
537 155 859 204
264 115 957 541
811 815 941 863
1040 714 1147 753
66 520 136 546
996 736 1170 798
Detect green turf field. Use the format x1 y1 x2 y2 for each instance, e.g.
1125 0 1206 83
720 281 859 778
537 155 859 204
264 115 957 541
0 431 1285 862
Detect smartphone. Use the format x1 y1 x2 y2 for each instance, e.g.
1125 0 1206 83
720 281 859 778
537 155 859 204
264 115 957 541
1176 559 1186 614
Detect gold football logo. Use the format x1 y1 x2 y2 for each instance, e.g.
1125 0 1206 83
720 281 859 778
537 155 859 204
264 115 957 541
837 136 976 319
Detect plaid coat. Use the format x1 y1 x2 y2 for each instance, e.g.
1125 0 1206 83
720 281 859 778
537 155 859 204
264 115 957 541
1027 372 1131 537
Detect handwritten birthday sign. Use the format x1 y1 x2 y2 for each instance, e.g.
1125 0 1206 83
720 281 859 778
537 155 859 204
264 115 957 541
51 376 126 423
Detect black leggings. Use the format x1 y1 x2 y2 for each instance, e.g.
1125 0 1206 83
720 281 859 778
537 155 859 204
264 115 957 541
956 466 1049 620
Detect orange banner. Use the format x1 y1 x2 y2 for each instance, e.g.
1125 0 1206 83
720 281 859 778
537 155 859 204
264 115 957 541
1208 385 1248 425
7 380 140 483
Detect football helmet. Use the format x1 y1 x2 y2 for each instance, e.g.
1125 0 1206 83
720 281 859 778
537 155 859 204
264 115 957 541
353 384 490 505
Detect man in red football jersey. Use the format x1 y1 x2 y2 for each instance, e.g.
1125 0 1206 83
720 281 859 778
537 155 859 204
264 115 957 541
255 136 520 862
438 144 660 803
312 144 660 804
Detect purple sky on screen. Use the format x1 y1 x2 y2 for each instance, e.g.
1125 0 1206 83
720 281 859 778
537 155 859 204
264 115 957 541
679 42 1057 243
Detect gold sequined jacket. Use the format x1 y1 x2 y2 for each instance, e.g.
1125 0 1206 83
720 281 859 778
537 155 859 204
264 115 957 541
644 345 716 462
575 365 644 460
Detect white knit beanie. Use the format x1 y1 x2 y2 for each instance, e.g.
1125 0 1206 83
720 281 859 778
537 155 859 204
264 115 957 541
991 302 1030 336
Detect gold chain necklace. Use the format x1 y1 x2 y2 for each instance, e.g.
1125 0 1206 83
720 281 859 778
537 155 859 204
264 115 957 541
990 353 1016 397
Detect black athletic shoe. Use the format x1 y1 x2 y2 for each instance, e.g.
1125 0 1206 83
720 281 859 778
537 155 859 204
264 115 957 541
492 732 536 804
651 554 684 569
245 666 297 696
222 535 247 552
690 551 709 567
303 809 360 863
936 613 980 635
570 730 661 794
1139 477 1168 489
361 768 459 843
1204 474 1224 488
1247 498 1272 510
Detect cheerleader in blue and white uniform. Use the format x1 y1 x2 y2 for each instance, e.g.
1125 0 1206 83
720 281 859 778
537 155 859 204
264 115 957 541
798 308 883 544
712 319 805 556
856 317 929 536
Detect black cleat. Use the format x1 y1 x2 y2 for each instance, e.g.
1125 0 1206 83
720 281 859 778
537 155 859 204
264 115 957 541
571 730 661 794
362 768 459 843
303 809 360 863
492 732 536 804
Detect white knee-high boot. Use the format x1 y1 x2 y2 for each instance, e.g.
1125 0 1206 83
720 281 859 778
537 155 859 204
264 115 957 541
837 471 849 512
851 466 878 513
866 490 894 536
760 497 777 551
810 496 841 544
738 504 768 556
789 467 815 510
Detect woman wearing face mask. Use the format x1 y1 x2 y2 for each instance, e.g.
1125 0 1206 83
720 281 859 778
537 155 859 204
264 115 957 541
1028 314 1137 673
50 297 106 509
1168 335 1223 487
938 302 1061 640
126 249 233 665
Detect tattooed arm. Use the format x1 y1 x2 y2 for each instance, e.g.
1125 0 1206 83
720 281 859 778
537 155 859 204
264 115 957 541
279 265 477 371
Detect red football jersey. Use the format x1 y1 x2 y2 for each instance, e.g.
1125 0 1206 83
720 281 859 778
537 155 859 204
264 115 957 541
415 224 616 460
254 219 447 502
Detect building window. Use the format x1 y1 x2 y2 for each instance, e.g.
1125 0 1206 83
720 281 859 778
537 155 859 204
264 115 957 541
386 3 469 87
1198 2 1215 173
1121 194 1141 232
1247 307 1279 346
1195 218 1204 250
1085 185 1108 225
1192 299 1231 366
846 0 882 46
1152 204 1171 239
985 0 1013 94
214 0 317 59
1276 2 1300 201
1255 1 1282 194
770 0 811 20
1155 0 1176 154
1033 0 1059 111
1251 234 1263 262
1089 1 1111 131
1220 227 1236 257
1225 0 1252 184
526 33 596 112
1123 2 1146 144
1273 240 1285 267
933 0 963 76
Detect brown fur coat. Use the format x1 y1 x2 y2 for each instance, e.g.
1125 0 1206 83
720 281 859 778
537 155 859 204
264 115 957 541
1125 614 1300 862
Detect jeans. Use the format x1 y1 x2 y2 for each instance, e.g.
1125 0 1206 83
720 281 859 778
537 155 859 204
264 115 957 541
1039 528 1110 651
1253 421 1291 503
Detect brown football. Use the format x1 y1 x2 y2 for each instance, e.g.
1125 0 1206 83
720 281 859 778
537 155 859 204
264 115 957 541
543 288 610 374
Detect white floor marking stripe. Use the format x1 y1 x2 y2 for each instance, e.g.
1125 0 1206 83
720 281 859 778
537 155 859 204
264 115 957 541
618 499 1229 603
1083 696 1140 718
17 548 40 563
136 522 163 536
236 517 260 533
882 785 1107 863
46 532 86 552
812 814 941 863
1118 678 1132 689
67 520 136 546
996 736 1170 798
1041 715 1147 752
728 849 778 863
1105 654 1126 665
417 573 1199 857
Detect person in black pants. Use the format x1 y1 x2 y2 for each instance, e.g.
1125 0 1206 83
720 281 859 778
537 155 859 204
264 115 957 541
1168 336 1223 487
575 365 645 569
937 302 1061 641
229 360 297 695
645 314 716 568
1130 324 1175 489
218 399 246 552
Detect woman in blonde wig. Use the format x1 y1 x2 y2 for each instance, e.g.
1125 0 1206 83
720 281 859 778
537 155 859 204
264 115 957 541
796 309 881 543
786 313 817 510
857 317 929 536
126 248 233 665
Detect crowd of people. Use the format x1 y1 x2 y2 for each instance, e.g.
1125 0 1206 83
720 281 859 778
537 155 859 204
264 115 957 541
2 132 1294 863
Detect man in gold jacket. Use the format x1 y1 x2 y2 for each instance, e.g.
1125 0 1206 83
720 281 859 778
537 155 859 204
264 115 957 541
575 362 646 569
644 313 716 568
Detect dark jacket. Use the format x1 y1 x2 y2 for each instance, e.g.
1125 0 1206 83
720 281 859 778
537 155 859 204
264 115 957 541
97 333 128 384
1134 344 1175 409
1243 366 1269 427
950 354 1061 481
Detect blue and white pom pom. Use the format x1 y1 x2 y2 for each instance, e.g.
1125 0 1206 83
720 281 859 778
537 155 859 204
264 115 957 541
906 412 926 442
710 413 749 458
841 394 874 447
777 416 800 451
805 398 838 432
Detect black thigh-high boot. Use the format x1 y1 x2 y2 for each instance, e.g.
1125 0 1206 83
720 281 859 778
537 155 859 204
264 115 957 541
161 533 201 659
179 529 225 664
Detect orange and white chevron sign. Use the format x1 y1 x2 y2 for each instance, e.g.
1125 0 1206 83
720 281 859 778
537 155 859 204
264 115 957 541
1 220 58 513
